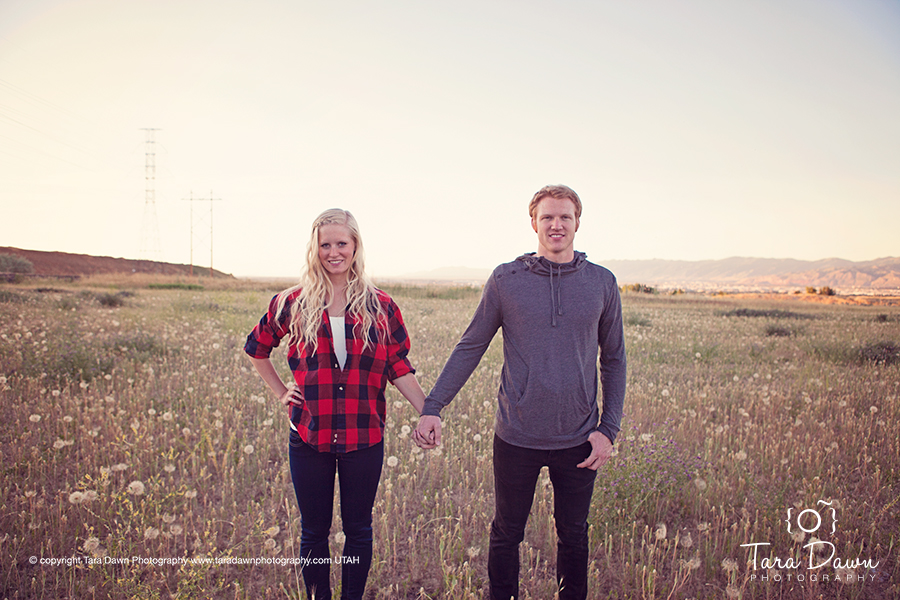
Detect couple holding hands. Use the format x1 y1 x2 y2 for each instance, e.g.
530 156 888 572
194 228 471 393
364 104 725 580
244 185 627 600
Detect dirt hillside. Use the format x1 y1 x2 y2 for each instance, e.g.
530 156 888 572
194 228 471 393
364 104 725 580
0 246 232 278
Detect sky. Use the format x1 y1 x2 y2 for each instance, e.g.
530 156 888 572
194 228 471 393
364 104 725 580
1 0 898 278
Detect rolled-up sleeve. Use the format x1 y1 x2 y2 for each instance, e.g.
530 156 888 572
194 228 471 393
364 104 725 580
244 294 288 359
384 298 414 381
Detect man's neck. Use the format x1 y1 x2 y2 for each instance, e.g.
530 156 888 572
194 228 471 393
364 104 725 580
536 249 575 264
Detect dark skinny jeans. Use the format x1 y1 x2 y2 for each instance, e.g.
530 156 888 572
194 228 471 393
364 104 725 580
289 430 383 600
489 434 597 600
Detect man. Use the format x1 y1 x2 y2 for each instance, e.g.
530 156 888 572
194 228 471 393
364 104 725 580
414 184 626 600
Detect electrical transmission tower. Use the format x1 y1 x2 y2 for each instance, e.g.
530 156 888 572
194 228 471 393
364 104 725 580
139 128 163 263
183 190 222 277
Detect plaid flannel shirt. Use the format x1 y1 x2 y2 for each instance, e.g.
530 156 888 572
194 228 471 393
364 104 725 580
244 288 415 453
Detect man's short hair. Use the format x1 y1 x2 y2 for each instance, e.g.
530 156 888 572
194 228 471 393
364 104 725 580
528 185 582 220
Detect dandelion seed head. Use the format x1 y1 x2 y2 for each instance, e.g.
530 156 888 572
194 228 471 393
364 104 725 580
169 524 182 535
68 491 84 505
264 525 280 537
164 464 175 473
162 411 173 422
144 527 160 540
184 489 198 499
655 523 667 540
387 456 399 468
83 537 101 553
869 406 878 414
473 433 482 442
127 480 145 495
53 439 66 450
243 444 255 455
721 558 738 572
734 450 747 462
29 414 41 423
52 390 61 397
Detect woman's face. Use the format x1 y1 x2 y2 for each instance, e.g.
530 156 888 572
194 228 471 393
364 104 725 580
317 223 356 282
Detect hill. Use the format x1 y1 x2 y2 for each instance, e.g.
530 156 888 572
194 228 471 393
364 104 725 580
0 246 233 279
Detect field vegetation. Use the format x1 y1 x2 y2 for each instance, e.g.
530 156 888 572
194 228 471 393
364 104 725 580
1 277 898 599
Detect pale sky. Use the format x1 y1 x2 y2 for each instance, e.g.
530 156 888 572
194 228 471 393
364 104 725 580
1 0 898 278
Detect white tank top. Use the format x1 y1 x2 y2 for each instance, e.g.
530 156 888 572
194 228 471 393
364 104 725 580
330 316 347 370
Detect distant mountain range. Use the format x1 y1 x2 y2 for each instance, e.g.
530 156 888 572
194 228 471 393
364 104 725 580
401 257 900 292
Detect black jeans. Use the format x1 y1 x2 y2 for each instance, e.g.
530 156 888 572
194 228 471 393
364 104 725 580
489 434 597 600
289 430 384 600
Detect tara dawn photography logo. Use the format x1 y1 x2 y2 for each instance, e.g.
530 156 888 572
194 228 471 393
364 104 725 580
741 500 880 584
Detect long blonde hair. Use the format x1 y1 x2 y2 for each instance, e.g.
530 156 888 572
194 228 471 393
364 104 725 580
275 209 385 353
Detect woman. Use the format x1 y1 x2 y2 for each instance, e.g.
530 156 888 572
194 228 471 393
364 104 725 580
245 208 427 600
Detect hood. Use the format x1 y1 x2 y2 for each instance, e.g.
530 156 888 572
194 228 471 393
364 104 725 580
515 252 588 327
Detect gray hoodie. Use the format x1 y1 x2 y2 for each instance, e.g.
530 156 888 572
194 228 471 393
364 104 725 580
422 251 627 450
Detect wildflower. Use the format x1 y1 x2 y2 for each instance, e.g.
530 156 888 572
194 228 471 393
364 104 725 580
682 532 694 549
733 375 739 382
655 523 667 541
29 414 41 423
99 466 111 477
83 490 98 502
393 400 404 409
184 490 198 499
63 416 73 423
869 406 878 414
725 584 741 599
53 439 67 450
695 352 701 358
400 425 411 436
169 524 183 535
661 389 670 397
334 532 346 545
686 556 701 570
182 427 192 437
162 514 176 524
697 522 710 533
127 480 146 495
263 418 273 427
80 382 88 389
25 490 37 498
144 527 160 540
640 433 653 443
68 491 84 505
264 538 277 550
215 420 223 428
387 456 399 468
264 525 280 537
104 374 113 381
164 464 175 473
693 477 707 491
791 529 806 544
467 546 481 559
162 411 173 422
835 567 856 583
112 463 128 472
243 444 255 455
734 450 747 462
52 390 61 397
721 558 738 572
473 433 482 442
83 537 101 553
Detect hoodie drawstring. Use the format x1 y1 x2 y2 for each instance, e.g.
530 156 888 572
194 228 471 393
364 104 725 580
550 263 562 327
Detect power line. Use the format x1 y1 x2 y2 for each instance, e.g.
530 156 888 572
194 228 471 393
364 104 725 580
139 128 162 263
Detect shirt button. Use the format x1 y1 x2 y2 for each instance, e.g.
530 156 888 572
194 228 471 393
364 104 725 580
334 363 338 368
339 386 343 391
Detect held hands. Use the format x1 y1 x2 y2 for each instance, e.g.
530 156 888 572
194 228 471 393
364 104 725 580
279 384 304 408
413 415 441 450
577 431 614 471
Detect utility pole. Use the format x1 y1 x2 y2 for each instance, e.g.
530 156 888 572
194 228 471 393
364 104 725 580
183 191 221 277
139 128 162 263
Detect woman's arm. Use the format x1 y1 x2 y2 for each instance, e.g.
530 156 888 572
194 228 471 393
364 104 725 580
248 356 302 406
391 372 426 415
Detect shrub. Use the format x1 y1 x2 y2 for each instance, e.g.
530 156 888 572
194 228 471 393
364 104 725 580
621 283 656 294
859 341 899 366
96 292 127 308
0 253 34 274
818 286 836 296
721 308 812 319
875 314 890 323
148 282 204 290
805 286 817 294
765 325 793 337
0 289 27 304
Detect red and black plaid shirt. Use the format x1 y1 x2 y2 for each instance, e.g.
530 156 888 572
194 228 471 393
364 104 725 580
244 288 415 453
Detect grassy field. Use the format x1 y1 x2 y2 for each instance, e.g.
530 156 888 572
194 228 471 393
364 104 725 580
1 279 898 599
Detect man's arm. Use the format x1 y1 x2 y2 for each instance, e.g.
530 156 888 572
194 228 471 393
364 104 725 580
593 279 628 452
414 272 503 446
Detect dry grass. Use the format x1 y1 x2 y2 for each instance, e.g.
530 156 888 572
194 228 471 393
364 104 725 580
1 284 898 599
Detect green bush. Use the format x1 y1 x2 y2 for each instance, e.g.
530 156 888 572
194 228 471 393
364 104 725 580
621 283 656 294
818 286 836 296
0 253 34 274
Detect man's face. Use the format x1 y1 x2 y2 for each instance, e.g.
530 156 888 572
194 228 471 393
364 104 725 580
531 196 580 262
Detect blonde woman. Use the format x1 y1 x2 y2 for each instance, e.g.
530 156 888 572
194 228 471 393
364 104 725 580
245 208 427 600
